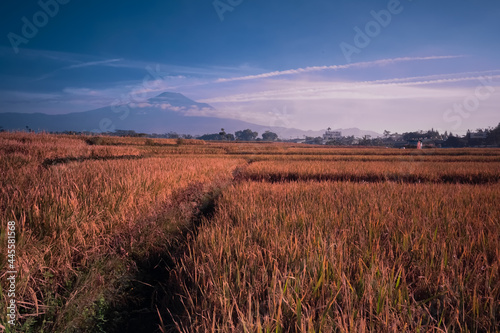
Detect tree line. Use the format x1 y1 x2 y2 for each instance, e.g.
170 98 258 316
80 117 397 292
198 128 279 142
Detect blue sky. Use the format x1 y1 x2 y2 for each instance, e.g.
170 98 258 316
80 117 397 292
1 0 499 134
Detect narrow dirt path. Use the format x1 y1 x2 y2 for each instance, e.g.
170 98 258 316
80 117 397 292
103 160 252 333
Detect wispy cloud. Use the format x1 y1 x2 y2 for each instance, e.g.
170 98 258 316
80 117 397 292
35 58 123 81
357 70 500 86
377 74 500 87
203 71 500 103
62 87 103 96
215 56 465 83
64 58 123 70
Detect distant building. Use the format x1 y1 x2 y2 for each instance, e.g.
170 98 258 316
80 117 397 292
323 129 342 141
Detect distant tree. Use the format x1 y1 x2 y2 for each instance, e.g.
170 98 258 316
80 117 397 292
402 131 422 141
486 123 500 145
383 130 391 138
235 129 258 141
312 137 323 145
262 131 278 141
443 135 467 148
114 129 137 137
198 133 223 141
196 132 234 141
360 135 372 146
218 128 235 141
325 139 342 146
343 135 355 145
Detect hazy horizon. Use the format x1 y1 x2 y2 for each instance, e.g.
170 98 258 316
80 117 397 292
1 0 499 135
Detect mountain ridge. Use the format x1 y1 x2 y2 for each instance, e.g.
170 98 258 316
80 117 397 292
0 92 381 138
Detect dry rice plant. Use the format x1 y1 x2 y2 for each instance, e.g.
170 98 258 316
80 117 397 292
241 160 500 184
0 133 245 331
1 132 499 332
173 181 500 332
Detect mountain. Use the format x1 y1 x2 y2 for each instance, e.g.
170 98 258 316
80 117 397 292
0 92 381 138
0 92 253 134
147 92 213 110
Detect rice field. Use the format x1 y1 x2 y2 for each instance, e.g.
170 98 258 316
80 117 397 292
0 132 499 332
240 160 500 184
173 182 499 332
